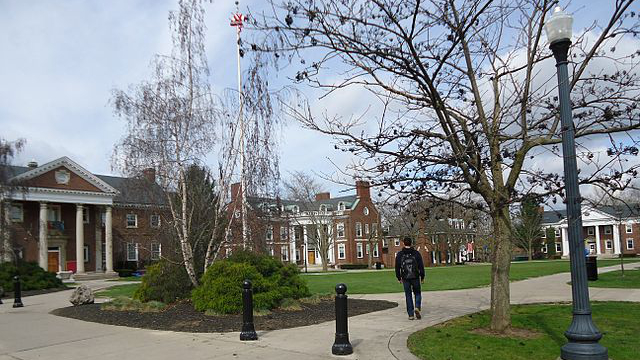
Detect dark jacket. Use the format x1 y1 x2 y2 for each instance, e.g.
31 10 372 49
395 247 425 281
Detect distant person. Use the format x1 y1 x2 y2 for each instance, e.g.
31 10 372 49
395 237 425 320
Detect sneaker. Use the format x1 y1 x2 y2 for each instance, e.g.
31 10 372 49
415 309 422 319
408 315 415 320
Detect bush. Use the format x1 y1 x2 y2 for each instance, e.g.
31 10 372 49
339 264 368 269
191 251 310 314
133 259 192 304
0 261 63 291
102 296 166 312
116 269 134 277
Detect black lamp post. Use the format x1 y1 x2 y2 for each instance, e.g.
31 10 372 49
545 7 608 360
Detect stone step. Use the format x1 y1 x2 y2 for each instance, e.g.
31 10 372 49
73 272 119 281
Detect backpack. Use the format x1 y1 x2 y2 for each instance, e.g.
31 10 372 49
401 252 418 280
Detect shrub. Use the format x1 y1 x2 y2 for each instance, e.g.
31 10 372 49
191 251 310 314
339 264 368 270
133 259 192 304
101 296 166 312
0 261 63 291
116 269 134 277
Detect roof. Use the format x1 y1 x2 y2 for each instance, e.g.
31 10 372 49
541 204 640 225
248 194 358 214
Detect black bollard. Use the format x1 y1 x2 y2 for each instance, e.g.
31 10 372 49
13 275 24 308
332 283 353 355
239 279 258 341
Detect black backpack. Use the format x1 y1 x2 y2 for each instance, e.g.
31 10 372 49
401 252 418 280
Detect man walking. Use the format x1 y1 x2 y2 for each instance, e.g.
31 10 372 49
395 237 425 320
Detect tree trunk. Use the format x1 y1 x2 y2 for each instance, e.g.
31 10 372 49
489 208 512 333
528 243 532 261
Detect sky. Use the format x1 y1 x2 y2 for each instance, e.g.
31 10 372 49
1 1 637 202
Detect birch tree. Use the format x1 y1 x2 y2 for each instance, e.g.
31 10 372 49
0 138 24 263
251 0 640 332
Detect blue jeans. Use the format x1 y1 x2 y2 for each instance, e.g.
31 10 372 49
402 278 422 316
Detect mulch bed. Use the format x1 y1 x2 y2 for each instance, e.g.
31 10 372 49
51 298 397 333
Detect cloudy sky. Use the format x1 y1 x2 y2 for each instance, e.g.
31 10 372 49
1 1 636 201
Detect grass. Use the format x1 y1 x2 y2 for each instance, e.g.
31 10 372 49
589 269 640 288
408 302 640 360
101 296 165 312
107 276 142 282
95 283 140 298
302 259 638 295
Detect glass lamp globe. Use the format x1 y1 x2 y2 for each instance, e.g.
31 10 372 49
544 6 573 43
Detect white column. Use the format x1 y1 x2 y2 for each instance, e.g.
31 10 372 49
562 227 570 257
39 202 48 270
95 208 103 271
328 224 335 264
75 204 85 274
613 224 621 255
595 225 602 255
105 206 115 273
303 225 309 265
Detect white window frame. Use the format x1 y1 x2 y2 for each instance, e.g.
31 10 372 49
268 246 274 257
626 223 633 233
394 238 400 247
150 214 161 228
627 238 634 250
356 243 364 258
48 205 61 222
151 242 161 260
296 248 301 261
281 245 289 262
555 243 562 252
82 208 90 224
266 225 273 241
363 207 369 215
337 222 345 238
604 226 612 235
9 203 23 222
84 245 90 263
127 242 138 261
338 244 346 259
338 202 345 211
541 228 546 238
126 214 138 228
356 222 362 237
373 243 379 258
587 227 595 236
605 240 613 250
589 243 596 253
555 228 561 238
280 226 288 240
542 244 548 253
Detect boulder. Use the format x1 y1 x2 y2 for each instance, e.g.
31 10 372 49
69 284 95 306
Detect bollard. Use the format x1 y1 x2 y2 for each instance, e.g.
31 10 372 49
332 283 353 355
13 275 24 308
239 279 258 341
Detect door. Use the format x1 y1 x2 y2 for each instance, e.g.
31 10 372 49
48 251 59 273
308 250 315 264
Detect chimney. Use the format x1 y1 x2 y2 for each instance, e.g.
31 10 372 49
315 192 331 201
355 180 370 199
27 160 38 168
142 168 156 183
231 182 242 202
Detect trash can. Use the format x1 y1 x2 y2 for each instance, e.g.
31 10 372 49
375 262 382 270
586 256 598 281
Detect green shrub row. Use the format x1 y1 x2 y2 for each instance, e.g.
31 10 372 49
339 264 369 269
0 261 63 291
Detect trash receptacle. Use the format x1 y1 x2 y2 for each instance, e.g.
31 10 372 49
375 262 382 270
586 256 598 281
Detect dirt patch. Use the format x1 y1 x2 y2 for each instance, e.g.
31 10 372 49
51 298 397 333
471 326 542 339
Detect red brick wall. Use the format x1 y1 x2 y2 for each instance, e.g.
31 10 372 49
27 166 102 192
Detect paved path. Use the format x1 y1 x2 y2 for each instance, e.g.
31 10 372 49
1 264 638 360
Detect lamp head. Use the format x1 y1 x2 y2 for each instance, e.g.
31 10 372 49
544 6 573 44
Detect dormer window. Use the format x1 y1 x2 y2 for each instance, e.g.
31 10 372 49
338 202 345 211
319 204 327 213
292 205 299 213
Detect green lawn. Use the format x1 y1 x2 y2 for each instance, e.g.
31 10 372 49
107 276 142 282
95 283 140 298
302 259 637 295
408 302 640 360
589 269 640 289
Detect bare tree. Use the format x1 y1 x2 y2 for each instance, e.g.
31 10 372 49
0 138 24 263
513 197 543 260
251 0 640 332
283 171 335 271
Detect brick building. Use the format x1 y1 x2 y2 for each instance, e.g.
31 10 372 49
2 157 167 278
227 181 383 268
541 204 640 258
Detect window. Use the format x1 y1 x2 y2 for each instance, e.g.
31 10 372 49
555 243 562 252
150 215 161 228
363 207 369 216
292 205 299 213
366 244 370 254
382 239 388 247
84 245 90 263
127 243 138 261
296 249 301 261
82 208 89 224
357 243 364 258
126 214 138 228
365 223 370 235
373 243 379 258
268 246 274 257
319 204 327 213
48 205 61 221
627 239 634 250
338 244 346 259
372 223 378 236
151 242 161 260
589 244 596 253
587 227 595 236
626 223 633 233
606 240 613 250
541 229 546 238
337 223 345 238
266 225 273 241
280 226 288 240
338 202 345 211
542 244 548 253
604 226 612 235
9 204 23 222
394 238 400 247
555 228 561 237
281 245 289 261
356 222 362 237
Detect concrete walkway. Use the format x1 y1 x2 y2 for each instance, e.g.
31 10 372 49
1 264 638 360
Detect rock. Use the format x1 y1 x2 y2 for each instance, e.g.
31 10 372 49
69 285 95 306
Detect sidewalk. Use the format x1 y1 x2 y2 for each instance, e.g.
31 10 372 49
1 263 638 360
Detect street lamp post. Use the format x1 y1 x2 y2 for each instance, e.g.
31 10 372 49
545 7 608 360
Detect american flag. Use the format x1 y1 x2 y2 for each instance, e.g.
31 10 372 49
230 13 246 31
